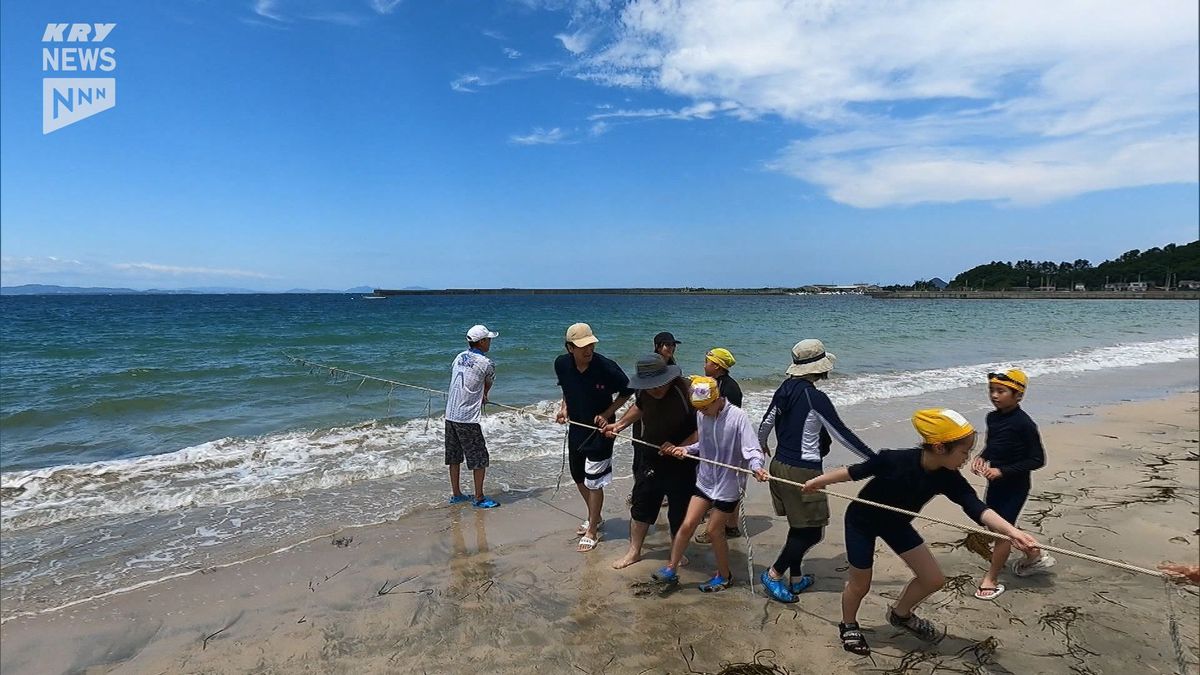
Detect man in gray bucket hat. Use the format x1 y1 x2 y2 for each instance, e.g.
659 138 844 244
604 354 699 570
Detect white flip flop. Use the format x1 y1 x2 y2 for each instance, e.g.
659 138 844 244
974 584 1006 601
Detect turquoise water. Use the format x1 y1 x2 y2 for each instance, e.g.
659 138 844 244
0 293 1197 614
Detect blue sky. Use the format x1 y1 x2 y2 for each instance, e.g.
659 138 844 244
1 0 1197 291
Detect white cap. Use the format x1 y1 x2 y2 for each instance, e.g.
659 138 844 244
467 324 499 342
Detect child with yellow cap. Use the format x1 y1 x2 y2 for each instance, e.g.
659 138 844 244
703 348 742 408
652 376 769 593
694 347 744 544
971 369 1054 601
800 408 1040 656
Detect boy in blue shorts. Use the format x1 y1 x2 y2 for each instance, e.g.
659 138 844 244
801 408 1040 656
972 369 1056 600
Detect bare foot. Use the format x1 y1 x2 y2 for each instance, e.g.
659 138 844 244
611 549 642 569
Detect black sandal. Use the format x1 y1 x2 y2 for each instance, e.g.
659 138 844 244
839 622 871 655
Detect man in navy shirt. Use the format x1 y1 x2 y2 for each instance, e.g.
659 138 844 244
555 323 633 553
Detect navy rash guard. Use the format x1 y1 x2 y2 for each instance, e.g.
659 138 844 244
845 447 989 530
758 377 874 470
980 406 1045 489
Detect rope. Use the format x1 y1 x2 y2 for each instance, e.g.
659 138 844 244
736 488 755 597
286 353 1172 580
553 427 569 498
1163 577 1196 674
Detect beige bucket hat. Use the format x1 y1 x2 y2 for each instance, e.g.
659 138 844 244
786 338 836 377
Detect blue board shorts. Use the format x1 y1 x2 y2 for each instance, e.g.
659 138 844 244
844 519 924 570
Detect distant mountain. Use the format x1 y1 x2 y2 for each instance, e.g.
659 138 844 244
929 277 949 290
1 284 384 296
2 284 149 295
174 286 259 294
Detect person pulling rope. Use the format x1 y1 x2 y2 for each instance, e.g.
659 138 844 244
283 353 1173 581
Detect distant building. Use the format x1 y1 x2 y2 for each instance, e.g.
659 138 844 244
1036 285 1057 291
1073 283 1086 291
1104 282 1130 291
1179 280 1200 290
804 284 879 294
1128 281 1149 292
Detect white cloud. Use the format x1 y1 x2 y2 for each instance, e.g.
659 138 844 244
556 29 598 54
1 257 273 287
450 63 560 93
509 127 567 145
503 47 522 59
450 75 482 93
111 263 271 279
368 0 402 14
252 0 285 21
589 100 739 121
579 0 1199 207
248 0 377 25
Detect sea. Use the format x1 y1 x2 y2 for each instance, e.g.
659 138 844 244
1 293 1197 618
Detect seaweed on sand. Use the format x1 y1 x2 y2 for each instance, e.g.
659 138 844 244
930 533 993 562
677 643 791 675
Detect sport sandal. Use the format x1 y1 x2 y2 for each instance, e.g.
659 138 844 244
839 622 871 655
887 606 943 643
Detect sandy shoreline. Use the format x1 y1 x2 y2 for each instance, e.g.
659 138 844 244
2 394 1197 674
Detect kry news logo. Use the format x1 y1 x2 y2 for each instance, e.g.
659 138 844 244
42 23 117 134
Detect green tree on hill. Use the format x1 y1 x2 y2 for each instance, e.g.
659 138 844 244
946 241 1200 290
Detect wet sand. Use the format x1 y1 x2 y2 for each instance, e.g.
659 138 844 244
2 394 1197 674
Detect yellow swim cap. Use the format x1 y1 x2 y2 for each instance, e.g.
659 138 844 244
705 348 736 370
912 408 975 444
988 369 1027 393
689 376 721 407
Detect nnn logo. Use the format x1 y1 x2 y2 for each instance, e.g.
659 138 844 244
43 78 116 134
42 23 117 134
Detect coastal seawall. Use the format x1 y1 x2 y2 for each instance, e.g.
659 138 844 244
372 287 797 295
869 290 1200 300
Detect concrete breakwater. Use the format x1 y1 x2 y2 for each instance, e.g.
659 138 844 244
869 290 1200 300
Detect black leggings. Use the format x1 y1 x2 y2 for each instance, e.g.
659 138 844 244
771 526 824 577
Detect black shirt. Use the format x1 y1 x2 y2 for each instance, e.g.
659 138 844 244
980 406 1045 488
715 373 743 408
633 377 698 477
845 447 988 530
554 352 633 429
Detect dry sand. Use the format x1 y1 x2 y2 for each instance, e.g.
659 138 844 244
2 394 1197 675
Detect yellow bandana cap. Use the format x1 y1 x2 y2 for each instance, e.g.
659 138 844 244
988 369 1027 393
912 408 974 444
706 348 736 370
689 376 721 407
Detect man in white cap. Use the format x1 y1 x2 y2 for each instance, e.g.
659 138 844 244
554 323 633 552
445 324 500 509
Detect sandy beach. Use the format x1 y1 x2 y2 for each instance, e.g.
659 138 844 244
2 393 1197 675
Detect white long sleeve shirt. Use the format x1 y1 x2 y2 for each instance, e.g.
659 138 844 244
682 401 765 503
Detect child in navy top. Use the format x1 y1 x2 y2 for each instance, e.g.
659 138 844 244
971 369 1055 601
801 408 1040 656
